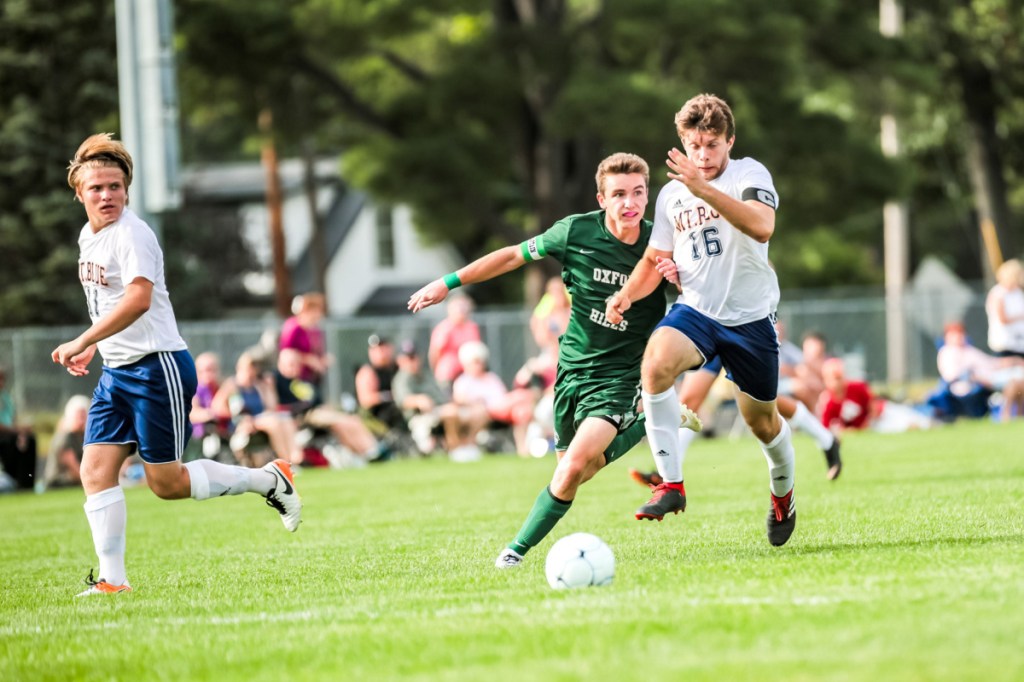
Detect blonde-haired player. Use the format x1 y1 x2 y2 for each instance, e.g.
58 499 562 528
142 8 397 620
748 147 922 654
53 133 301 596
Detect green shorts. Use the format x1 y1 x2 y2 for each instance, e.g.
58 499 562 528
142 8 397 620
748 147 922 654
552 366 642 451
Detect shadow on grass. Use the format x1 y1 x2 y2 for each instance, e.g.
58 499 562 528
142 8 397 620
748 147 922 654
785 532 1024 557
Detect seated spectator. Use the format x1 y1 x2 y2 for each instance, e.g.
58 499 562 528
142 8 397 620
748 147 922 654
429 293 481 395
213 352 304 467
280 291 333 389
820 358 933 433
355 335 408 438
985 258 1024 359
530 276 571 357
392 340 487 455
934 321 1024 421
452 341 537 457
190 352 227 440
274 348 390 463
513 342 558 458
791 330 829 413
775 320 804 396
0 365 37 490
43 395 90 489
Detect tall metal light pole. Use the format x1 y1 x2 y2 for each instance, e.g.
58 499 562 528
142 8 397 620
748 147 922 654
880 0 909 385
115 0 181 240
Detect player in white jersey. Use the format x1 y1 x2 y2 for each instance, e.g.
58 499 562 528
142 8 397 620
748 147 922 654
52 134 302 596
606 94 798 546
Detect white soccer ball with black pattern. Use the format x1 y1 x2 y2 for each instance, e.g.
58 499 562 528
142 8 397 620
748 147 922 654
544 532 615 589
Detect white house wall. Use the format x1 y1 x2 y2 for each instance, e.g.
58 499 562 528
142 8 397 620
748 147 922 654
324 204 461 316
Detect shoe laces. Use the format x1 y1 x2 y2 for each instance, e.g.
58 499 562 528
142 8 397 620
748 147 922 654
650 482 683 499
265 492 286 515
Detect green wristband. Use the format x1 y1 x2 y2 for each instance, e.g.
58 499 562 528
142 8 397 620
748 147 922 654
443 272 462 290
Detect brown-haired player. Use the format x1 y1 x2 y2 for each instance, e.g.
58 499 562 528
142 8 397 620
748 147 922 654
607 94 799 546
408 152 700 568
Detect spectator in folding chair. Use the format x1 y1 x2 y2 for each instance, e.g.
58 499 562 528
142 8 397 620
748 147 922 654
428 293 481 396
932 321 1024 422
274 348 390 464
43 395 91 489
355 335 410 447
213 351 304 467
985 259 1024 360
0 365 37 491
451 341 538 458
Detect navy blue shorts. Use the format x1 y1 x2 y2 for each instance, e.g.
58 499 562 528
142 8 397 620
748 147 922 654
697 354 724 376
85 350 198 464
656 304 779 401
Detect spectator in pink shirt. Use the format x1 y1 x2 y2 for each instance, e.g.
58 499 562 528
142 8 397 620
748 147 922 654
279 292 332 388
428 293 481 393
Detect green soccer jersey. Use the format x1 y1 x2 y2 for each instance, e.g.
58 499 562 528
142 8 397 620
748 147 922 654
522 210 668 375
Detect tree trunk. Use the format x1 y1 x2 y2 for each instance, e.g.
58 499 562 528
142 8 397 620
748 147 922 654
953 37 1017 282
259 108 292 318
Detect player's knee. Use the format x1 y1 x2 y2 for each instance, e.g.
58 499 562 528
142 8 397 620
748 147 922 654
746 414 780 443
148 471 189 500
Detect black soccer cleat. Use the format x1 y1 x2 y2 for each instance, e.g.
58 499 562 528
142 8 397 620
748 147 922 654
636 483 686 521
824 439 842 481
766 488 796 546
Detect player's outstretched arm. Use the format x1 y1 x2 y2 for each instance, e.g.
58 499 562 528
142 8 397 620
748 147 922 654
408 245 527 313
606 246 672 324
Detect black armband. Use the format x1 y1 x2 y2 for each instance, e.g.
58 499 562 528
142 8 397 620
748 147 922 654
741 187 777 209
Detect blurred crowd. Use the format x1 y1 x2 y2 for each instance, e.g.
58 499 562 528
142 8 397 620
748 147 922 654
3 259 1023 494
0 284 566 492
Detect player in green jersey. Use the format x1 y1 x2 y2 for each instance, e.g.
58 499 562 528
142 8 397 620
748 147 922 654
408 153 700 567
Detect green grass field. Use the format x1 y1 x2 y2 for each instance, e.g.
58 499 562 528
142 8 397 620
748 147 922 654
2 420 1022 682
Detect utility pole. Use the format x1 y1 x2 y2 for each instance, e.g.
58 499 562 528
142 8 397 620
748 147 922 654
303 141 329 304
880 0 909 385
115 0 181 240
260 109 292 318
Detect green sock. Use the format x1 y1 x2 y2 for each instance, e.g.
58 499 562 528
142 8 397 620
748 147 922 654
603 413 647 465
509 487 572 555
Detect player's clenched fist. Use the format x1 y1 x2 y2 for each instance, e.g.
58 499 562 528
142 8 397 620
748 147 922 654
605 291 631 325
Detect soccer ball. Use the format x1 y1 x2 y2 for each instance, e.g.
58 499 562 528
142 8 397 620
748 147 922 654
544 532 615 589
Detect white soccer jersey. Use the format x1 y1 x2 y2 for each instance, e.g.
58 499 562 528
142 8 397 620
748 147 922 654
650 157 780 325
77 208 187 367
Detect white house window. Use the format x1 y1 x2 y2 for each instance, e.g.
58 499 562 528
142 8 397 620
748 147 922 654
376 205 395 267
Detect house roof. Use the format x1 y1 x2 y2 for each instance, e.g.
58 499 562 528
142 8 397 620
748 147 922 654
355 284 425 316
180 158 341 204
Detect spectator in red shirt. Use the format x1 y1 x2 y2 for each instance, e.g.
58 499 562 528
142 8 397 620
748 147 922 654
819 358 874 430
820 358 933 433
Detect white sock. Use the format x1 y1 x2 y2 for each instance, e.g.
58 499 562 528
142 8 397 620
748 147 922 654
84 486 127 586
642 388 684 483
789 400 835 450
184 460 275 500
677 426 698 475
760 418 796 497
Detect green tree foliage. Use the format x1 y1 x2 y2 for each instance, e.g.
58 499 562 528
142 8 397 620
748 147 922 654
0 0 262 325
175 0 902 299
4 1 1021 325
0 0 119 326
901 0 1024 277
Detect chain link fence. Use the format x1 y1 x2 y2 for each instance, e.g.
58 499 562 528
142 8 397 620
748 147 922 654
0 287 990 421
